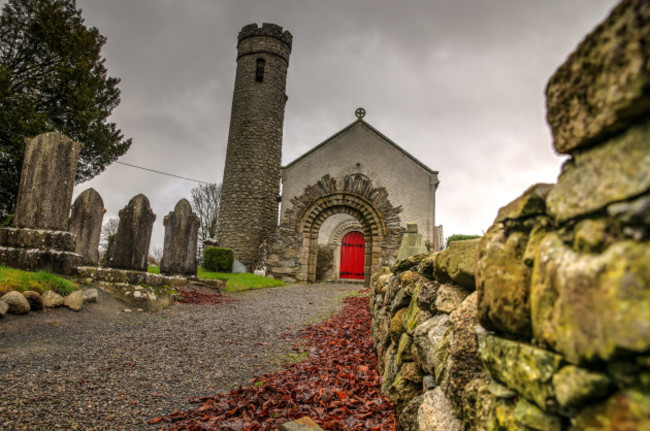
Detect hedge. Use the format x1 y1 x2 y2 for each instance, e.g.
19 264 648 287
203 246 234 272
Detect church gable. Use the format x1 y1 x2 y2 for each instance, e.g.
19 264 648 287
283 120 437 177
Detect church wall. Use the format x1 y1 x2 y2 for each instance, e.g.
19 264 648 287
281 122 438 249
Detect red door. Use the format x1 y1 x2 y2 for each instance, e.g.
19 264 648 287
340 231 365 279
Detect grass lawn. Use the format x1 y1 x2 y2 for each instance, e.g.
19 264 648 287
0 266 78 296
147 265 285 293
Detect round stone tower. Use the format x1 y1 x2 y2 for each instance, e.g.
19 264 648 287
216 23 292 270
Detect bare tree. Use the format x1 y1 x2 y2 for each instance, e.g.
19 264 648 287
99 217 119 256
190 182 221 257
149 246 163 266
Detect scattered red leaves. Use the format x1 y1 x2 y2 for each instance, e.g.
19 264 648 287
152 294 397 430
178 290 238 305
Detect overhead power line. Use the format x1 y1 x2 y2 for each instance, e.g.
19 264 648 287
115 161 212 184
0 127 212 184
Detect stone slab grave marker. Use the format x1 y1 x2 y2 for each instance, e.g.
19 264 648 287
106 194 156 272
160 199 200 276
13 132 83 230
68 188 105 266
0 132 83 274
396 222 428 261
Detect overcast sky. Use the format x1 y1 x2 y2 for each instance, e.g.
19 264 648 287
42 0 619 250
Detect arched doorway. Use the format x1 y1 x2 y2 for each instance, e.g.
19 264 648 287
296 192 386 285
340 231 365 279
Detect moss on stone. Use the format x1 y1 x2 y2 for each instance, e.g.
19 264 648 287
476 222 534 337
478 333 562 411
495 183 554 224
532 234 650 364
433 239 480 289
396 333 413 368
552 365 612 410
512 398 562 431
571 389 650 430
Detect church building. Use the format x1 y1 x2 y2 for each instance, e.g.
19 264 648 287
217 23 441 286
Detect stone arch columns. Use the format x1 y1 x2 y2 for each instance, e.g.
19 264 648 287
296 193 388 283
267 174 403 285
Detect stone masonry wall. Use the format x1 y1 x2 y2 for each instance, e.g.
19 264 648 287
370 1 650 429
216 23 292 271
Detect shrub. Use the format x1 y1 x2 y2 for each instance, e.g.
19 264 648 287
446 234 481 248
203 247 234 272
1 214 14 227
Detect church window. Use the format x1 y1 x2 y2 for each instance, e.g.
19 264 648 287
255 58 265 82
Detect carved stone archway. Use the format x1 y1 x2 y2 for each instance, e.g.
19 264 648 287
267 174 403 285
297 193 387 284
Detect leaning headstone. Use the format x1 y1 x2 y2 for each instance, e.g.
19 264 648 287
0 132 83 274
396 222 428 261
232 259 247 273
68 188 105 266
160 199 200 276
105 194 156 271
14 132 83 230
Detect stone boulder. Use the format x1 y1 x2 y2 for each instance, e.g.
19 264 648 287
82 288 98 303
392 254 427 274
545 0 650 154
476 222 534 337
281 417 324 431
445 292 484 412
399 394 425 431
414 314 450 376
388 370 422 415
570 389 650 430
512 398 562 431
1 291 30 314
416 279 439 313
63 291 84 311
0 300 8 318
417 387 461 431
531 233 650 364
42 290 64 308
494 183 554 223
433 239 479 290
552 365 612 411
478 333 563 411
546 119 650 222
435 283 470 314
22 291 43 310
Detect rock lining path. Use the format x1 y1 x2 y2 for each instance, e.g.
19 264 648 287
0 283 360 430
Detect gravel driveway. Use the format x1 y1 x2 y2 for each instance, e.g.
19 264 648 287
0 283 361 430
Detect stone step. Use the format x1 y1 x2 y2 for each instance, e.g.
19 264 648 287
0 227 76 252
0 245 82 275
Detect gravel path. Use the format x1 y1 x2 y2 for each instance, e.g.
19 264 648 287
0 283 361 430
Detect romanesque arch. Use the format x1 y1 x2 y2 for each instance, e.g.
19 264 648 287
297 192 387 283
267 174 403 286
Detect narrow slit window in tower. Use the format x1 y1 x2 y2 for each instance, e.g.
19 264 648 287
255 58 265 82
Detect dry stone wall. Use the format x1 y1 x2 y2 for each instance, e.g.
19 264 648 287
371 1 650 429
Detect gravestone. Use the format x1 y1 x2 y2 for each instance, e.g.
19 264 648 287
14 132 83 230
105 194 156 271
68 188 105 266
0 132 83 274
396 222 428 261
160 199 200 276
